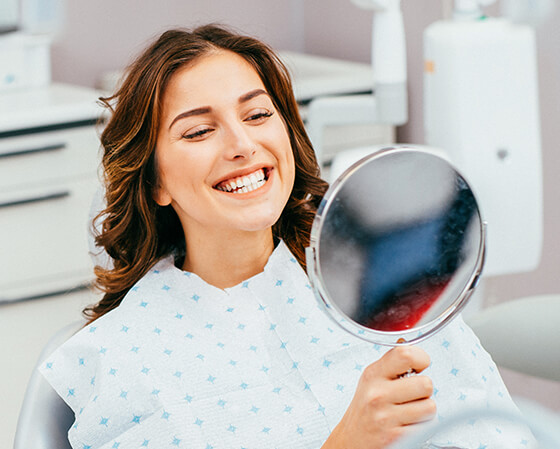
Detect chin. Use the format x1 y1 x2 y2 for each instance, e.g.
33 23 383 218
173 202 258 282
239 210 284 233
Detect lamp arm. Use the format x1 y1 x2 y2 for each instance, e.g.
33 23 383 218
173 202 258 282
372 4 406 84
371 5 407 126
306 0 408 164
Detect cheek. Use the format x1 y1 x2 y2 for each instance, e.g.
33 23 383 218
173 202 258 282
274 123 296 180
285 165 295 203
154 153 195 206
284 144 296 190
159 146 212 188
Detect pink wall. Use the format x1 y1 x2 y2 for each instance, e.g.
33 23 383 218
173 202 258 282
51 0 304 88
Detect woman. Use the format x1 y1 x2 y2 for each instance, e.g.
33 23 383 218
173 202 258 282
41 25 534 449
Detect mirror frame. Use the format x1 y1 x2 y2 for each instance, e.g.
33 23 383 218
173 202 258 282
306 146 486 346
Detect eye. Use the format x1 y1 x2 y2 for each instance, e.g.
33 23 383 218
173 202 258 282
182 127 214 140
245 110 274 123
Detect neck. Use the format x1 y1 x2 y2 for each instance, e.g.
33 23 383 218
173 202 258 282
182 229 275 289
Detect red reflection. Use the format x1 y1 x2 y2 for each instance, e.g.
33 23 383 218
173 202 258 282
363 277 451 331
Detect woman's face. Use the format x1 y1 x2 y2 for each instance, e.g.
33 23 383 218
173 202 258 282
154 50 295 241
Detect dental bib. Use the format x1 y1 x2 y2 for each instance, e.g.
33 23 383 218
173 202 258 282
41 241 534 448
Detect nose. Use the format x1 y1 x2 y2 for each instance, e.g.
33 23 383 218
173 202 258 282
223 121 256 160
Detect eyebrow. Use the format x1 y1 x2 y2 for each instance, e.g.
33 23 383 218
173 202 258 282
239 88 268 104
168 107 211 130
168 88 270 130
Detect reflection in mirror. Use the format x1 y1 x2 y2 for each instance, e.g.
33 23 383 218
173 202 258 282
307 147 485 345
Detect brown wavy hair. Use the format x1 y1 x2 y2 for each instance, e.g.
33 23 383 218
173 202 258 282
85 24 328 323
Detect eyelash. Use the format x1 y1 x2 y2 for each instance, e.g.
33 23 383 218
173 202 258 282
181 111 274 140
247 111 273 122
183 128 212 140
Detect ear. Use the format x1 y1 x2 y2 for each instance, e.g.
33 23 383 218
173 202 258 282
153 184 172 206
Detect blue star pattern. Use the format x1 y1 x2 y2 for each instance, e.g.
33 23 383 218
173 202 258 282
40 242 536 448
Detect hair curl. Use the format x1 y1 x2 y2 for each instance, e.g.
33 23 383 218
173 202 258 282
85 25 328 323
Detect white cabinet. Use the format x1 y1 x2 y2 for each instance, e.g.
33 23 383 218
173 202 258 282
0 84 101 302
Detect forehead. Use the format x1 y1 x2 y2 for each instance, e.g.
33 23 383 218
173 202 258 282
162 50 266 109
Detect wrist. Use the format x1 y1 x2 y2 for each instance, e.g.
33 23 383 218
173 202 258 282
322 422 347 449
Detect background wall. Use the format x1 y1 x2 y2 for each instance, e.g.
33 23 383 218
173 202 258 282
299 0 560 307
47 0 560 412
51 0 306 88
52 0 560 306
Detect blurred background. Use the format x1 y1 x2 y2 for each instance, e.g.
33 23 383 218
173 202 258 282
49 0 560 301
1 0 559 447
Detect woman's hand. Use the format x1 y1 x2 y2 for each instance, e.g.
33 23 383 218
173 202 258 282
324 345 436 449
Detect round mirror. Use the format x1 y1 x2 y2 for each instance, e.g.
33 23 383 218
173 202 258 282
306 146 486 346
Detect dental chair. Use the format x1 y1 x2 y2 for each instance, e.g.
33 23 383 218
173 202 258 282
13 188 108 449
466 293 560 382
13 320 81 449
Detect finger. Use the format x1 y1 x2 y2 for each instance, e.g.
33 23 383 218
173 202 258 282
381 346 431 379
395 397 437 426
389 375 434 404
397 417 435 442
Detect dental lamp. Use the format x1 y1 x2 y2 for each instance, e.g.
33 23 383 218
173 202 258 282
305 0 408 165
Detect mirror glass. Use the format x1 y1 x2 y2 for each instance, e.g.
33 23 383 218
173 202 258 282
307 147 485 345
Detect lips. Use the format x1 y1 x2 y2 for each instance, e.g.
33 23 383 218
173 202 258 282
214 168 269 194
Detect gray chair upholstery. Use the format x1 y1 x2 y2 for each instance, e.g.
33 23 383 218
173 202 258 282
466 294 560 382
14 320 83 449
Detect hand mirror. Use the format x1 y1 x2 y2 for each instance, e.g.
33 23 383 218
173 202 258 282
306 146 486 346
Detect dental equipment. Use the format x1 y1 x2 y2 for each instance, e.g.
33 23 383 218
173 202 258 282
424 0 544 277
311 0 547 292
0 0 65 91
305 0 408 165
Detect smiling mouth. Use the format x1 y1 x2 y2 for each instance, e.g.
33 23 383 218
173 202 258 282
214 168 270 194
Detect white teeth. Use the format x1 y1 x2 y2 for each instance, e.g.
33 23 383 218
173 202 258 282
218 168 268 194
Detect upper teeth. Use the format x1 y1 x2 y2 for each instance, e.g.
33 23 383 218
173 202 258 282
217 169 266 193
